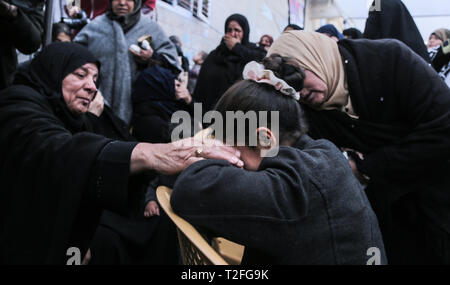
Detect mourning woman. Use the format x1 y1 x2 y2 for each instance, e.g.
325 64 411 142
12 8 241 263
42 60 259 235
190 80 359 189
74 0 180 126
267 31 450 264
0 43 242 264
193 14 267 112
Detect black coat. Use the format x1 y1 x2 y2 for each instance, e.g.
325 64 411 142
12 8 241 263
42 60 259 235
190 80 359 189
0 85 142 264
0 1 44 90
306 38 450 264
172 136 386 265
364 0 430 63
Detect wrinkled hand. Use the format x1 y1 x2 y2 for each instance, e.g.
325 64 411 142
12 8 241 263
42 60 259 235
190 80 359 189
129 46 154 64
131 137 244 175
175 79 192 104
144 201 160 218
88 90 104 117
223 34 240 51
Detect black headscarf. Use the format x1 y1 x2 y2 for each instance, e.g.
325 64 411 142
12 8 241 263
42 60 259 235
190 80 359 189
14 42 101 132
343 28 363 39
107 0 142 33
364 0 430 63
224 13 250 46
193 14 266 112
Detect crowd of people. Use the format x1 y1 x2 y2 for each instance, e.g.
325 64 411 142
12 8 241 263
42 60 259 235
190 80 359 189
0 0 449 265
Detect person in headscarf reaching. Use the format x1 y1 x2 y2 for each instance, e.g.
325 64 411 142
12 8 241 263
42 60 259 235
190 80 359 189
74 0 181 127
0 42 242 264
193 13 267 112
266 30 450 265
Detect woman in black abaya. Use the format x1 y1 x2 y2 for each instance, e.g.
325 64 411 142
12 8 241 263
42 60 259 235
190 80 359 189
364 0 430 63
193 14 267 112
0 42 243 264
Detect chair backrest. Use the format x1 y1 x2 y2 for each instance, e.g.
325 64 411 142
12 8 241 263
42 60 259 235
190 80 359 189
156 186 229 265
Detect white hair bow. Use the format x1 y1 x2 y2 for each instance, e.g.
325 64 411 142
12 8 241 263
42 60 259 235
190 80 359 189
243 61 300 101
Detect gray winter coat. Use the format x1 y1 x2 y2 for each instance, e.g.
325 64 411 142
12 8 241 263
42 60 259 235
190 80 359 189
74 14 180 125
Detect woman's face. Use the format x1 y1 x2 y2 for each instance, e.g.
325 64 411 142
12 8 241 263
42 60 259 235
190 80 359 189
62 63 98 115
260 36 272 51
226 20 244 42
112 0 135 16
299 70 329 108
427 34 443 49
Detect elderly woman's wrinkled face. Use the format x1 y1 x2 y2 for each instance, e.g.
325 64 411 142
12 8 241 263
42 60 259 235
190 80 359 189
299 70 328 108
427 34 443 49
226 21 244 42
112 0 135 16
62 63 98 115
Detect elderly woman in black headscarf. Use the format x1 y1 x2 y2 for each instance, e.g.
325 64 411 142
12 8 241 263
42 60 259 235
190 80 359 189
74 0 180 126
0 42 242 264
193 14 267 112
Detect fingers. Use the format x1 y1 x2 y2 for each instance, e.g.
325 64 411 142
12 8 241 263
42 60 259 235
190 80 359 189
198 143 244 168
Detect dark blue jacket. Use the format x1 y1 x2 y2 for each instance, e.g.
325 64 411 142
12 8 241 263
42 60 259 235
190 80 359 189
172 135 386 265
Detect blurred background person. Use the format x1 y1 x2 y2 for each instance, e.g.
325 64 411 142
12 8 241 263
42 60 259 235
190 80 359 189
52 22 72 42
0 0 44 91
427 28 450 87
188 50 208 94
343 27 363 39
316 24 344 42
74 0 180 127
258 34 274 52
193 13 266 113
283 24 303 32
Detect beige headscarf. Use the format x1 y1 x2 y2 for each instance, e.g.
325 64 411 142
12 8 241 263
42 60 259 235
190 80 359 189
268 31 351 112
432 29 450 42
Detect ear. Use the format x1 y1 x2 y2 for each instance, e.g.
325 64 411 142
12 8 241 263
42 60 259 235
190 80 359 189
256 127 277 150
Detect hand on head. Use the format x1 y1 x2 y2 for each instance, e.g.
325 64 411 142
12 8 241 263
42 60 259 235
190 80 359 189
130 137 244 175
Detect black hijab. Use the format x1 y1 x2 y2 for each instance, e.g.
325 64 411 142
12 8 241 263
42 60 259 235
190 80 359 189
224 13 250 46
364 0 430 63
14 42 101 132
193 14 266 112
107 0 142 33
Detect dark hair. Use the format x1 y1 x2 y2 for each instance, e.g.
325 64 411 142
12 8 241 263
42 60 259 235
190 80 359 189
284 24 303 31
52 23 72 42
259 34 274 46
169 35 181 46
214 77 307 147
262 54 305 93
198 51 208 61
343 28 363 39
225 14 250 45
